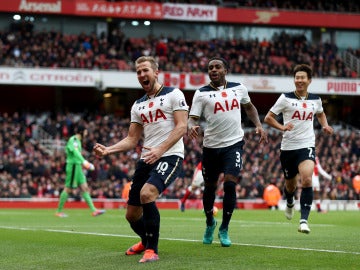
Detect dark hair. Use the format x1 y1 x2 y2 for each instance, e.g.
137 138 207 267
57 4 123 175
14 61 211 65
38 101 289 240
208 57 229 71
76 125 85 133
293 64 312 80
74 125 86 137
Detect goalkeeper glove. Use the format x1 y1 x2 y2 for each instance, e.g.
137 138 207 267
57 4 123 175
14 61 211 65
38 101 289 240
83 160 95 171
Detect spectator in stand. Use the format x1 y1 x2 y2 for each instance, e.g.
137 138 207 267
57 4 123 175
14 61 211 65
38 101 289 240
0 111 358 204
264 64 333 234
188 57 267 247
55 126 106 218
0 26 356 78
93 56 188 263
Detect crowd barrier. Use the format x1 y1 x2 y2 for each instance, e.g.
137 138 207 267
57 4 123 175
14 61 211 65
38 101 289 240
0 198 358 211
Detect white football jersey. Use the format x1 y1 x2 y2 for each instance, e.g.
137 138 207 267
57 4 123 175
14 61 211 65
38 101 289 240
131 86 189 159
270 92 324 150
190 81 250 148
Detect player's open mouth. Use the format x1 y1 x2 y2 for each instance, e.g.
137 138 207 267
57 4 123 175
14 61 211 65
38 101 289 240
142 80 150 86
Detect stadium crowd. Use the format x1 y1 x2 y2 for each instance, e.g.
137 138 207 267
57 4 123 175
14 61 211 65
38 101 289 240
0 111 359 202
0 23 357 78
0 0 358 202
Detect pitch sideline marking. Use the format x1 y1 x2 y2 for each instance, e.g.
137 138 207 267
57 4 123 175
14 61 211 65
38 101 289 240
1 225 359 255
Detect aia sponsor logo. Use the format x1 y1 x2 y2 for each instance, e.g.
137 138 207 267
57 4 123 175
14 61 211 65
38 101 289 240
291 111 313 121
214 98 240 114
141 109 167 123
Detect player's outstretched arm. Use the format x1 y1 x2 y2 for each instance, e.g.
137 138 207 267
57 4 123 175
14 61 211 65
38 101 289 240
93 123 143 157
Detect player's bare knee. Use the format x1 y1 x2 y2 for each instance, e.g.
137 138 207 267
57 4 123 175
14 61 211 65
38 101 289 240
140 190 157 204
125 206 142 222
301 177 312 187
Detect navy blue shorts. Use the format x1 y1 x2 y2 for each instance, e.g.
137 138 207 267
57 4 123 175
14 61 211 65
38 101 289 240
202 140 244 183
128 155 183 206
280 147 315 179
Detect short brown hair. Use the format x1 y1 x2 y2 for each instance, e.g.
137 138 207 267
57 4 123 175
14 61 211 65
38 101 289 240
135 56 159 71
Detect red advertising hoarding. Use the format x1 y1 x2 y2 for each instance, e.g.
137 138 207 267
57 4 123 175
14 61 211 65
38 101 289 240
0 0 358 29
74 1 162 19
217 7 360 29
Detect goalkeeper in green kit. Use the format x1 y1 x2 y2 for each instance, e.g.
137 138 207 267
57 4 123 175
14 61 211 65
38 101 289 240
55 126 105 217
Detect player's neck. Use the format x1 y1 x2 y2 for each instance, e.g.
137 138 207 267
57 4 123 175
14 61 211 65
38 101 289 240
148 83 163 98
294 90 308 100
210 80 227 90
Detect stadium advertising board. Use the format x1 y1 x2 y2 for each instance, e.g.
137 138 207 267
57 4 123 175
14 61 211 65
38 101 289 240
162 3 217 21
217 7 360 29
74 1 162 19
0 0 63 13
0 68 99 87
0 67 359 96
0 1 358 29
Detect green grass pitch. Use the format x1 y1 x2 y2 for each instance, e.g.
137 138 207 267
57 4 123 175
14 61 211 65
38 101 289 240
0 208 359 270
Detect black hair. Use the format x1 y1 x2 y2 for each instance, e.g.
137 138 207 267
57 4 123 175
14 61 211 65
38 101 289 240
208 57 229 71
76 125 85 133
74 125 87 138
293 64 312 80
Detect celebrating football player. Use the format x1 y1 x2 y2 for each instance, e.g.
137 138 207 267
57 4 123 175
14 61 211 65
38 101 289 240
93 56 188 263
264 64 333 234
188 57 267 247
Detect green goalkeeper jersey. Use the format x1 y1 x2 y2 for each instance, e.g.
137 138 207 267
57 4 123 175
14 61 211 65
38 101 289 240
65 135 85 164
